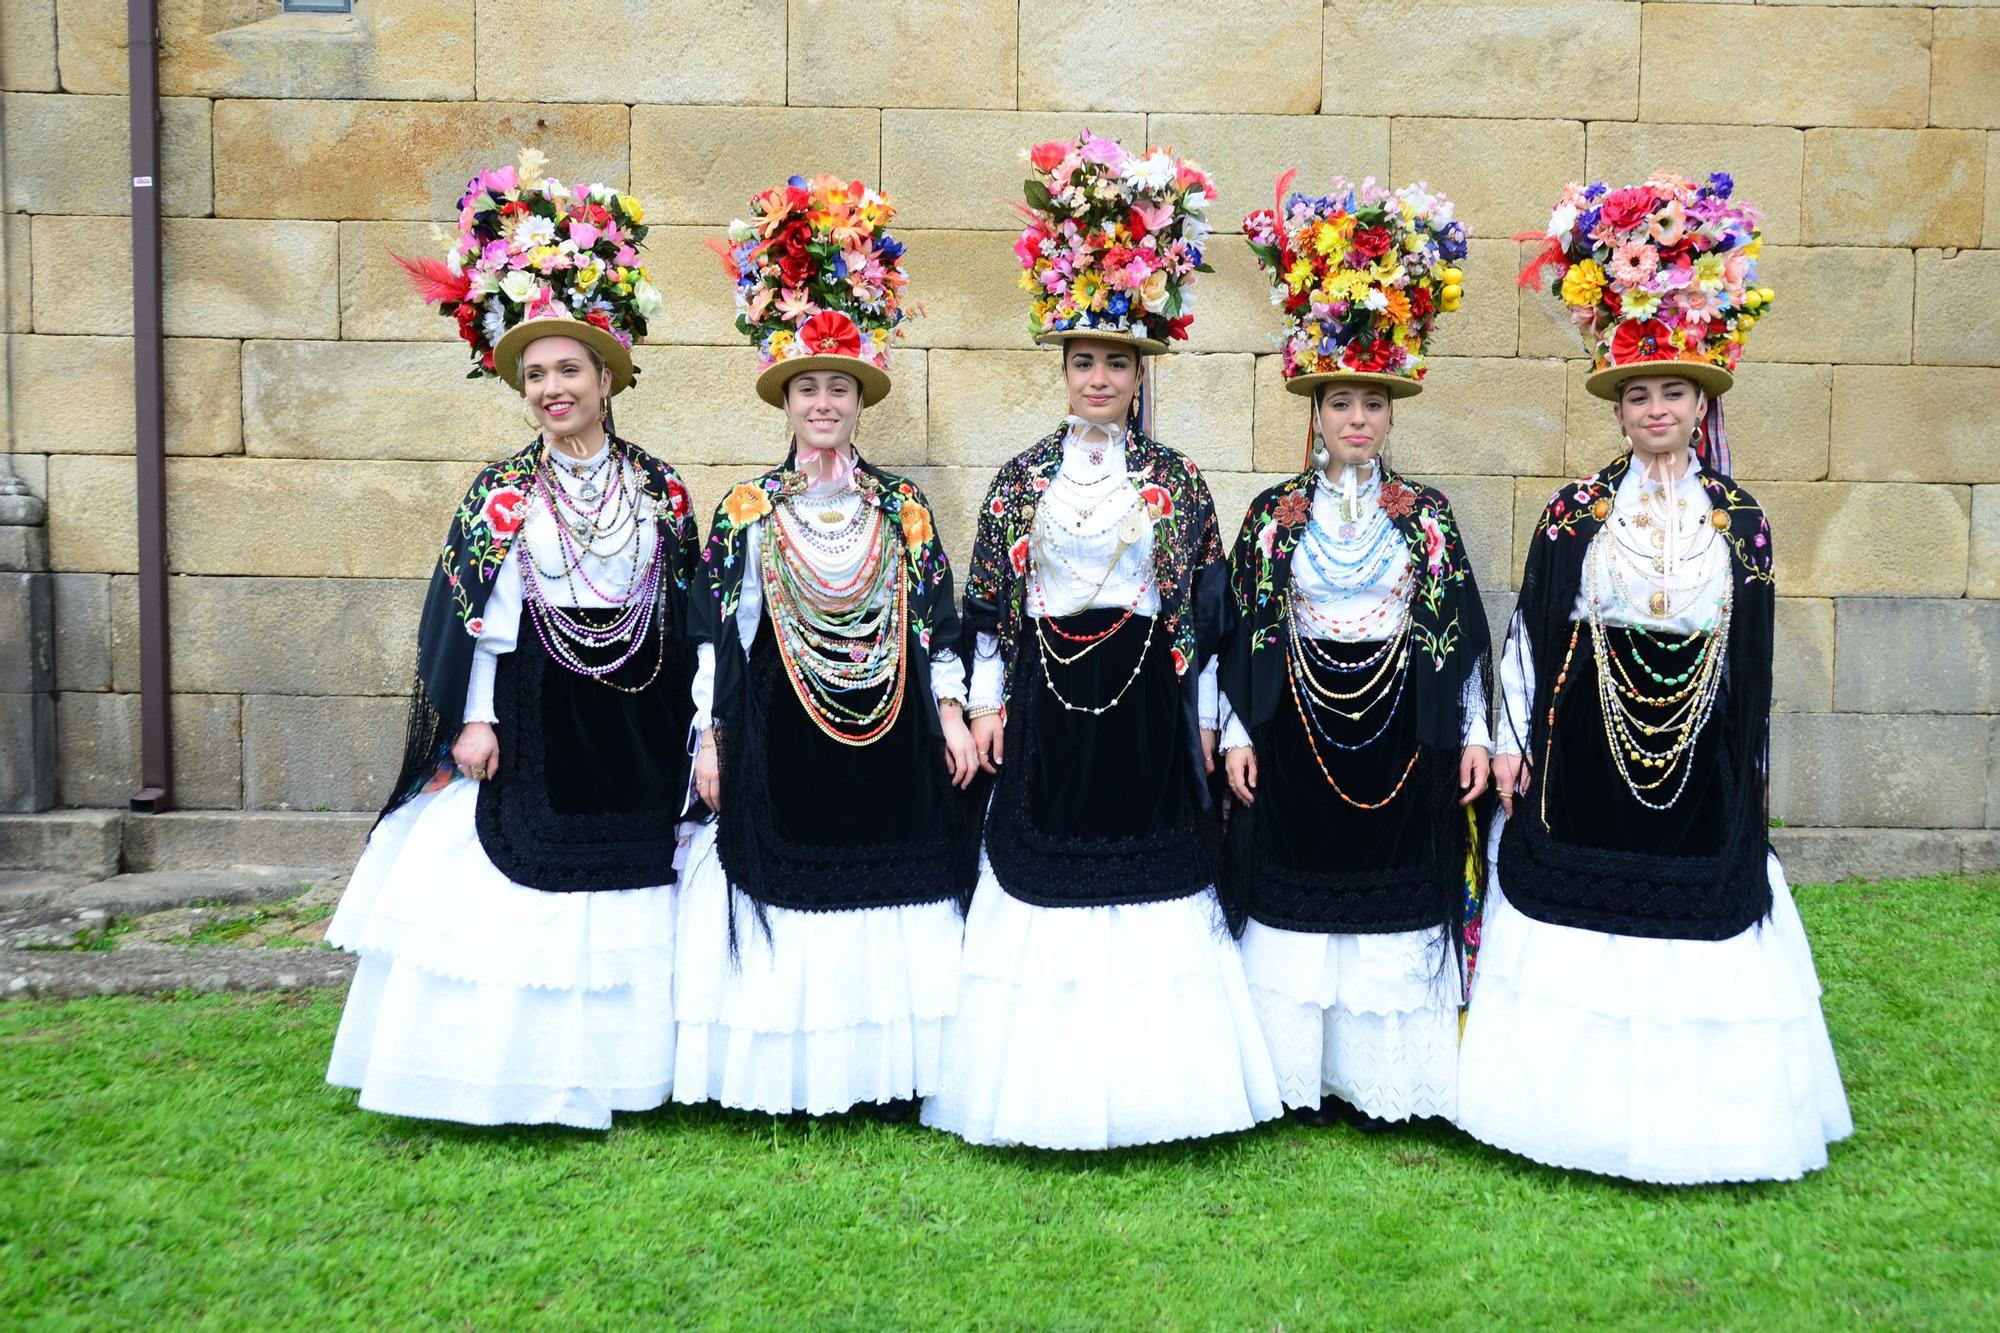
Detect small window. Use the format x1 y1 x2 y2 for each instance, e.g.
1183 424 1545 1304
282 0 353 12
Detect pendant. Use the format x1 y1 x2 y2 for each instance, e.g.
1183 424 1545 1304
1338 523 1357 541
1118 512 1146 544
819 509 844 525
1650 529 1666 550
578 480 600 503
1649 589 1671 618
1653 555 1665 574
1088 448 1107 467
1632 511 1652 529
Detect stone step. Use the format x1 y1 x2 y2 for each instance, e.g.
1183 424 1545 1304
120 811 373 872
5 946 356 999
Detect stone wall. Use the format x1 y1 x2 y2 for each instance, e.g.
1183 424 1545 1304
1 1 1996 826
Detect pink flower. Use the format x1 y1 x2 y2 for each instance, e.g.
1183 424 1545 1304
1420 513 1446 571
1258 519 1278 559
1078 133 1126 170
1608 240 1658 286
479 165 518 196
614 245 639 267
1028 141 1069 173
1649 200 1687 247
465 617 485 636
775 286 815 324
568 222 601 250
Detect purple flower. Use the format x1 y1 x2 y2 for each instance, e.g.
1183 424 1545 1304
1705 171 1735 199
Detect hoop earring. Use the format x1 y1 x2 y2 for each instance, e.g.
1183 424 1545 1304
1690 423 1704 450
1309 432 1331 472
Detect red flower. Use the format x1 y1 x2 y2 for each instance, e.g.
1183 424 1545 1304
1342 339 1395 373
1028 141 1069 172
1598 187 1655 233
799 310 862 357
483 486 527 537
1350 226 1393 259
1138 483 1174 520
1378 481 1417 519
1610 318 1673 366
1009 534 1031 574
778 247 817 288
1166 315 1194 341
990 497 1008 516
1273 490 1310 528
666 477 691 518
1171 647 1189 676
584 310 613 332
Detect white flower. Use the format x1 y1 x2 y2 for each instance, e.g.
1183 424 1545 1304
512 215 556 249
632 277 664 320
1547 203 1578 241
499 270 538 304
1121 150 1176 193
482 298 507 344
1363 289 1389 312
469 265 500 296
516 147 548 183
727 219 756 243
1184 189 1208 217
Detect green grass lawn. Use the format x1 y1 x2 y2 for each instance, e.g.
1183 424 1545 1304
3 876 1996 1330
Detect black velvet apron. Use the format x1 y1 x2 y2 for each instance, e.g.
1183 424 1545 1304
984 610 1215 907
1500 622 1767 940
715 622 958 913
1239 634 1451 934
475 613 697 892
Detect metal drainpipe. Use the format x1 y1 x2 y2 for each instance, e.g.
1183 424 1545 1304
128 0 171 813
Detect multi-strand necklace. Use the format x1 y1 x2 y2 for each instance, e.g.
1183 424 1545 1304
520 437 667 693
761 491 908 746
1031 465 1158 715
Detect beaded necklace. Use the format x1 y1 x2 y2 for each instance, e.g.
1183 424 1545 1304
760 495 908 746
1281 587 1421 809
518 438 668 692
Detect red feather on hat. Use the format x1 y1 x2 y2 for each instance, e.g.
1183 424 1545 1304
391 251 471 305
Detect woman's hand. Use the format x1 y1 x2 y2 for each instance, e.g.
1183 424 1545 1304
1225 745 1258 806
1459 744 1491 806
452 722 499 782
971 711 1005 775
1201 727 1218 775
939 703 979 790
1492 752 1530 817
694 728 721 812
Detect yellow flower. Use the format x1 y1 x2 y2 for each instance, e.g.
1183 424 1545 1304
1311 224 1344 258
724 482 772 528
1561 258 1607 308
1285 257 1316 293
574 261 603 293
1017 269 1043 294
766 329 794 356
618 194 646 224
1693 254 1726 292
1073 270 1106 311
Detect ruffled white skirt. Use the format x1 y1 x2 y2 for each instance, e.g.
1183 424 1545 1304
670 820 964 1117
1456 815 1852 1184
325 779 681 1130
921 861 1285 1150
1240 920 1460 1122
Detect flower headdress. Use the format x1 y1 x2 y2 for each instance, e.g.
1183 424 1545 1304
1520 172 1771 403
396 146 659 395
1243 173 1468 399
1012 131 1214 355
712 174 912 408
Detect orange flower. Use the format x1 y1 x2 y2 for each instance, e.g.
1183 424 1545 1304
724 482 773 527
1382 288 1412 324
899 501 933 548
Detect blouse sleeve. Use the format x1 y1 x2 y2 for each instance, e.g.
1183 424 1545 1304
462 546 523 726
1496 611 1536 758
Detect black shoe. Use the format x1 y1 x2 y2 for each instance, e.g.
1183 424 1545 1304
1287 1102 1342 1128
867 1097 918 1124
1342 1103 1395 1135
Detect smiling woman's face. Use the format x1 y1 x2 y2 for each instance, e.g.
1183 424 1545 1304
1062 339 1140 426
1612 375 1704 458
519 336 609 440
784 370 862 452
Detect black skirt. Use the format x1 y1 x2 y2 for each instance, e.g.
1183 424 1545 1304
983 610 1216 908
1232 636 1453 935
1499 622 1769 940
714 623 960 913
475 610 697 893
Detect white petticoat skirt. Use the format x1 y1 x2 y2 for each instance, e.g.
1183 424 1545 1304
325 779 681 1130
670 820 964 1117
1456 816 1852 1184
1240 920 1460 1122
920 860 1285 1150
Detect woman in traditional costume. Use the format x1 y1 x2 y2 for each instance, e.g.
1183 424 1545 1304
672 175 979 1121
1457 173 1851 1183
326 152 700 1129
1220 177 1489 1131
921 133 1283 1150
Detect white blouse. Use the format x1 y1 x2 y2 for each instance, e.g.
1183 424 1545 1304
1215 462 1490 753
463 439 662 724
1496 451 1729 756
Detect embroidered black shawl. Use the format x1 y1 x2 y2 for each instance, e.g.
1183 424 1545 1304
1498 451 1777 940
381 436 700 819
